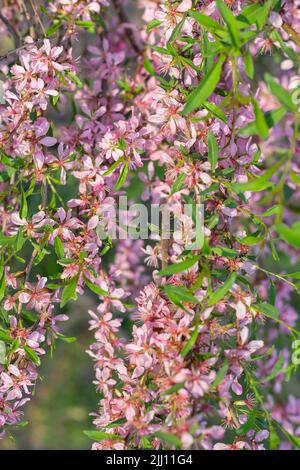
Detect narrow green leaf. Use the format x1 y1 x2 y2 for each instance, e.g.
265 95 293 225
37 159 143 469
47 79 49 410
239 107 286 136
106 418 127 429
182 55 225 115
162 285 198 304
23 344 41 366
216 0 241 49
189 11 226 32
115 163 128 191
236 409 257 435
20 187 28 219
84 276 110 297
54 236 65 259
203 101 228 123
0 276 5 302
229 158 284 193
65 71 83 89
207 131 218 172
84 430 122 441
265 73 297 112
285 271 300 280
262 353 284 382
158 256 199 276
0 329 12 342
162 383 185 396
212 359 229 387
274 424 300 450
153 431 181 448
244 50 254 79
208 272 237 306
171 173 186 194
252 98 269 139
181 322 199 358
252 302 280 319
274 223 300 249
60 276 78 308
0 341 6 364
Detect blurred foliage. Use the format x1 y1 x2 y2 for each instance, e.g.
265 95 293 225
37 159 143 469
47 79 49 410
0 297 98 450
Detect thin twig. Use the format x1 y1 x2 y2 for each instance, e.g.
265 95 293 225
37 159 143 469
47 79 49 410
29 0 46 37
282 22 300 48
25 248 38 282
0 39 43 64
0 12 21 48
111 0 142 54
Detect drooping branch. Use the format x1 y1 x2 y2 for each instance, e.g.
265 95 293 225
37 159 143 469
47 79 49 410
111 0 142 54
0 11 21 48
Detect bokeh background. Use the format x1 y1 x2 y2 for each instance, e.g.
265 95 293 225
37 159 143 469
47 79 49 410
0 0 300 450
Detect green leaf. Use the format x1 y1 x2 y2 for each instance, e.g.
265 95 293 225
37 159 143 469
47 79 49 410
65 71 83 89
181 322 199 358
239 107 286 136
261 205 280 217
20 187 28 219
54 236 65 259
203 101 228 123
143 57 155 76
182 55 225 115
162 383 185 396
84 430 122 441
153 431 181 448
0 329 12 342
229 158 284 193
265 73 297 112
115 163 128 191
216 0 241 49
0 276 5 302
189 11 226 32
236 409 257 436
158 256 199 276
272 419 300 449
84 276 110 296
290 171 300 187
162 285 199 305
244 50 254 79
252 302 279 319
0 233 16 247
212 359 229 387
60 276 78 308
262 353 284 383
106 418 127 429
208 272 237 306
207 131 218 172
146 19 161 33
273 223 300 249
23 344 41 366
75 20 95 32
269 426 280 450
46 21 61 37
168 17 185 45
171 173 186 194
0 341 6 364
237 1 271 30
285 271 300 280
252 98 269 139
56 333 77 343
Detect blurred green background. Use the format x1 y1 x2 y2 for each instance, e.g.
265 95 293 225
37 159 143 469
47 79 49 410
0 295 99 450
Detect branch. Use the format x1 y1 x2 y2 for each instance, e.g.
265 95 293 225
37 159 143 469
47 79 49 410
282 22 300 48
0 38 43 64
0 12 21 48
111 0 142 54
